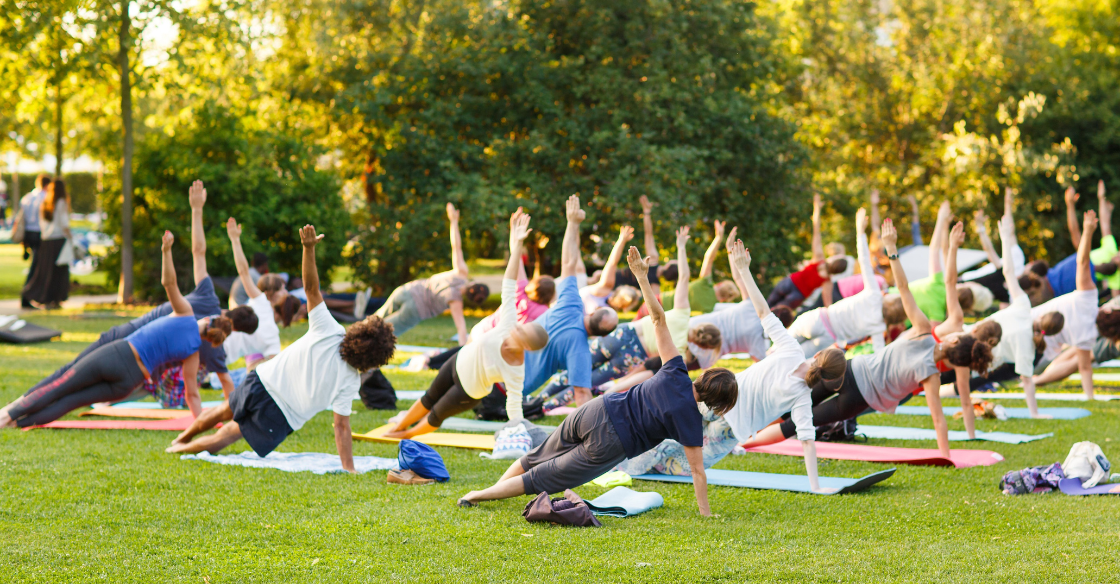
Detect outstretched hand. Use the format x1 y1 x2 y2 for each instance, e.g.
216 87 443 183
566 194 585 223
300 224 324 247
226 217 242 239
639 195 653 215
856 208 868 233
870 189 880 204
728 239 751 274
713 220 726 241
1065 186 1079 206
446 202 460 223
973 209 988 232
162 230 174 252
618 225 635 243
998 214 1015 239
509 209 532 250
626 246 649 276
1099 179 1107 201
724 226 737 252
937 201 951 221
812 194 822 221
880 219 898 250
676 225 690 248
1084 209 1099 234
949 221 965 248
188 180 206 209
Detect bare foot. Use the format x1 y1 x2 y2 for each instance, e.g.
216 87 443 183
0 413 13 428
166 440 193 454
1031 413 1054 419
384 430 410 439
813 486 839 494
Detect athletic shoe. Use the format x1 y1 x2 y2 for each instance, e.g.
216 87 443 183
387 469 434 485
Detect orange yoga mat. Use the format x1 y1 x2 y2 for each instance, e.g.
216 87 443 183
353 424 496 450
79 407 192 420
27 417 196 431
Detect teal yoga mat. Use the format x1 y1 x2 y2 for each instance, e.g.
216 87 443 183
634 468 895 495
585 486 664 517
441 418 557 434
109 400 223 410
396 390 425 400
857 425 1052 444
891 406 1090 420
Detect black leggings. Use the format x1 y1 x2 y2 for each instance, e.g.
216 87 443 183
967 269 1010 304
779 362 869 439
9 340 146 427
767 277 806 310
419 352 480 427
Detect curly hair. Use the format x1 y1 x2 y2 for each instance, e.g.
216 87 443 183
688 323 722 350
525 276 555 305
227 305 259 334
772 305 795 328
204 316 233 346
693 367 738 416
1096 310 1120 341
339 316 397 372
944 335 993 375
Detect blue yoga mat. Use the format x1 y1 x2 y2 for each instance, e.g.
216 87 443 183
857 425 1052 444
396 390 425 400
109 400 224 410
585 486 664 517
441 418 557 434
891 406 1091 420
634 468 895 495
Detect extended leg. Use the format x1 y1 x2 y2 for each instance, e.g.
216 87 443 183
1032 347 1080 386
169 402 234 449
167 421 244 454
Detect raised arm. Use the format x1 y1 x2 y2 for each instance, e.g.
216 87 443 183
810 194 824 262
882 219 931 334
589 225 634 293
973 210 1000 268
855 209 876 292
188 180 208 286
724 227 749 301
626 246 679 362
505 209 532 281
1065 186 1081 249
639 195 660 289
998 215 1025 299
299 224 325 311
939 222 966 332
1077 210 1098 292
447 203 469 277
672 226 691 311
726 239 769 320
927 201 951 276
1099 180 1112 238
559 195 584 279
226 217 261 299
870 189 882 239
699 220 725 278
161 231 193 317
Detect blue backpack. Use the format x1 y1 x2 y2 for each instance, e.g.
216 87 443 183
398 440 450 482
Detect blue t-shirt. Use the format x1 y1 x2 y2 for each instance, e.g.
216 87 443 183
127 277 228 374
127 315 203 373
603 356 703 458
522 276 592 394
1047 253 1096 298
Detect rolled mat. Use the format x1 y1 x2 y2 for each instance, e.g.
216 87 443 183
110 400 224 409
181 451 398 475
26 417 197 431
80 408 193 420
856 425 1052 444
635 468 896 494
1058 478 1120 495
738 439 1003 468
891 405 1091 420
352 424 495 450
441 418 557 434
585 486 663 517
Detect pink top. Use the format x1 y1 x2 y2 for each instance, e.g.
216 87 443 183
837 273 888 298
471 279 549 336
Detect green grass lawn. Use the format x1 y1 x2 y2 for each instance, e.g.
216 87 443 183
2 313 1119 582
0 243 110 299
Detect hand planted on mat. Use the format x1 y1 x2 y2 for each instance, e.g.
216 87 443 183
1031 413 1054 419
813 487 839 494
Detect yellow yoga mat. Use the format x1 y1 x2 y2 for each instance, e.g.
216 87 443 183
353 424 495 451
79 408 192 420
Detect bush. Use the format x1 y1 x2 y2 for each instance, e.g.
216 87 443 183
98 102 351 301
4 172 98 214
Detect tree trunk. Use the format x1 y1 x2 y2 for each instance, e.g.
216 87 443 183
10 170 19 215
54 82 64 178
117 0 134 303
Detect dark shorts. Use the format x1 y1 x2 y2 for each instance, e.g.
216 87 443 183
519 398 627 495
230 371 293 457
1093 337 1120 364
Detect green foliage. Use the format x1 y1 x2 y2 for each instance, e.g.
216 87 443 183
98 102 350 300
283 0 808 292
4 173 99 214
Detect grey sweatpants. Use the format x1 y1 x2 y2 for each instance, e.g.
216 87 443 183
520 398 627 495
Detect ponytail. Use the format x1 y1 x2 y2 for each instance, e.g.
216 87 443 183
805 347 846 389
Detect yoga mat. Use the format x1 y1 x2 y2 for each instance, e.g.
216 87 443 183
353 424 495 450
1058 478 1120 496
441 418 557 434
396 390 425 400
585 486 663 517
635 468 896 495
27 417 196 431
110 400 224 409
1071 373 1120 382
739 440 1003 468
1097 360 1120 367
80 407 192 420
181 451 399 475
396 344 444 354
891 405 1091 420
857 425 1052 444
545 406 577 416
965 393 1120 402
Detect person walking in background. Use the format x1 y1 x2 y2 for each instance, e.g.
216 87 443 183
22 178 71 309
19 174 50 309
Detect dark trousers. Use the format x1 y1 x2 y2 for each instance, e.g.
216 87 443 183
419 352 480 427
767 276 806 310
20 231 42 307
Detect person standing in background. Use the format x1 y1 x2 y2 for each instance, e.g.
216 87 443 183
23 179 71 309
19 174 51 309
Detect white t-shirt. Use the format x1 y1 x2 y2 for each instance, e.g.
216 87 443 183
975 293 1035 376
724 313 815 442
690 302 769 367
579 285 610 314
961 244 1026 280
1031 289 1099 362
255 303 360 430
224 292 282 364
818 229 885 352
456 279 525 418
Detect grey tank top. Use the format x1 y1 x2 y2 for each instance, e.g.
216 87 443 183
851 335 939 413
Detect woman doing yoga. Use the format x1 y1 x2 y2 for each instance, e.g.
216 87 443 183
458 246 738 515
224 217 283 367
386 209 549 438
744 218 994 458
0 230 232 428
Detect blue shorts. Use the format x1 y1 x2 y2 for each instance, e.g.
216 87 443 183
229 371 293 457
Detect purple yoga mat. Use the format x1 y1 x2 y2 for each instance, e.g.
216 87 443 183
1058 478 1120 496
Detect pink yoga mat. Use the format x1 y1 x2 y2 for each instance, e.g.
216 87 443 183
545 406 577 416
740 439 1003 468
25 417 199 431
